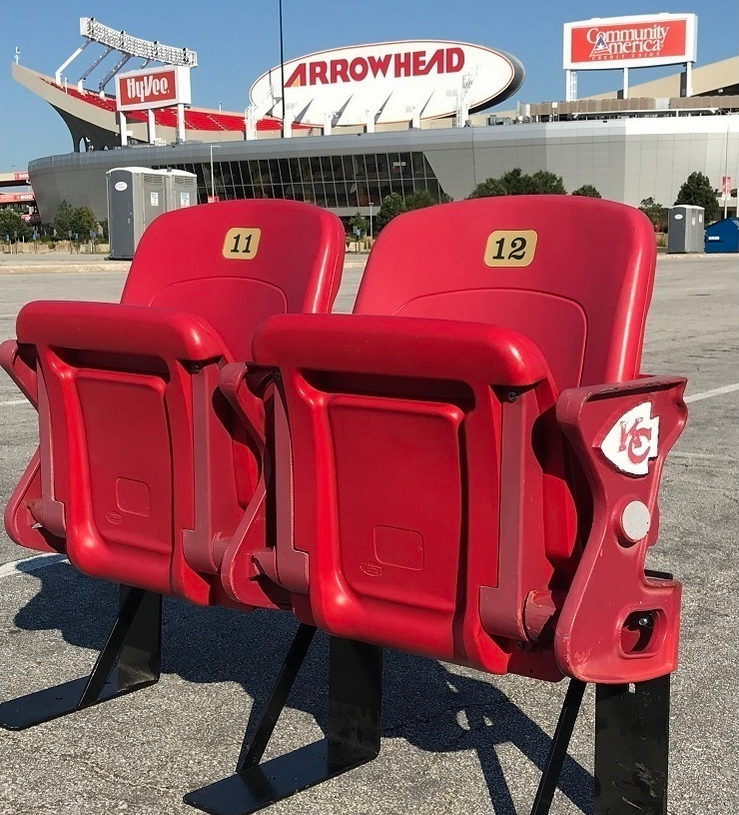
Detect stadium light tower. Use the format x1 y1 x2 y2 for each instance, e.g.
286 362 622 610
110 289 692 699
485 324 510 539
55 18 197 89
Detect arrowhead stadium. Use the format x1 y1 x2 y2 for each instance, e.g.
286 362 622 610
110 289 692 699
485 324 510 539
12 15 739 223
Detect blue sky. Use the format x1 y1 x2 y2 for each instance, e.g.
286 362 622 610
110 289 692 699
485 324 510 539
0 1 736 173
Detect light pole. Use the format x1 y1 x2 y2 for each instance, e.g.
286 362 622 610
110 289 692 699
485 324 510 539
368 202 374 242
208 144 222 202
279 0 286 137
723 114 731 220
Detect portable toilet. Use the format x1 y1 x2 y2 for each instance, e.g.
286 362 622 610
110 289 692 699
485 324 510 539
667 205 705 254
163 169 198 212
107 168 167 260
107 167 198 259
704 217 739 254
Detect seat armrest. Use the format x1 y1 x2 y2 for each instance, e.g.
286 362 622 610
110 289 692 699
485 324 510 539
16 301 225 362
253 313 549 387
0 339 38 407
554 375 688 682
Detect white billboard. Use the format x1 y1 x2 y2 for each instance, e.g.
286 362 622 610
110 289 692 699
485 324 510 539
115 65 192 112
249 40 524 127
563 13 698 71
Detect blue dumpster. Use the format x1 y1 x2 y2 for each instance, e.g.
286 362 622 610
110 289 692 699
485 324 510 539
705 218 739 253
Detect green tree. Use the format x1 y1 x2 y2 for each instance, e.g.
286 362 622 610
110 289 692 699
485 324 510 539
53 200 75 239
468 178 508 198
348 211 369 238
572 184 602 198
674 171 720 224
70 206 97 241
404 190 437 211
0 209 32 243
529 170 567 195
499 168 532 194
468 168 567 198
639 197 668 232
375 193 406 231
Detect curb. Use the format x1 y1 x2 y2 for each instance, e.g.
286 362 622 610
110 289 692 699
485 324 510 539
0 264 131 275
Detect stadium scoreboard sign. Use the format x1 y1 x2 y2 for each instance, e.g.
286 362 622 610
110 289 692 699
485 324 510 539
115 65 192 112
250 40 524 127
563 13 697 70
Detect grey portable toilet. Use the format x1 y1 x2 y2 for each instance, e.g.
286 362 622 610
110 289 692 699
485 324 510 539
107 167 167 260
704 217 739 253
667 205 705 254
163 169 198 212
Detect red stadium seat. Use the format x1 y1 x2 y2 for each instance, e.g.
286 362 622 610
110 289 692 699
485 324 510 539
0 195 688 812
251 195 687 683
0 199 344 607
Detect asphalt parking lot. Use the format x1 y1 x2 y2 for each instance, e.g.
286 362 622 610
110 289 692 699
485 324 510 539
0 253 737 815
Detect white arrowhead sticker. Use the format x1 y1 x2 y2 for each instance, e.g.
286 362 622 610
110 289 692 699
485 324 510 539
600 402 659 476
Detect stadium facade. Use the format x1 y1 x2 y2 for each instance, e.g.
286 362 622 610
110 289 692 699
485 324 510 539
13 18 739 223
27 113 739 221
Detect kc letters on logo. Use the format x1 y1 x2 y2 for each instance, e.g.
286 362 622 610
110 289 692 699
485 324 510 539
600 402 660 476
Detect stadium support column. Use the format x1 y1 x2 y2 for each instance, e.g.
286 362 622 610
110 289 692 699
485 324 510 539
148 110 156 144
119 111 128 147
456 101 469 128
177 104 186 143
55 41 90 85
565 70 577 102
244 109 257 141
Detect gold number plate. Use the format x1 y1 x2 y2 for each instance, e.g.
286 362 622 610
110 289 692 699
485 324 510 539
484 230 538 268
223 227 261 260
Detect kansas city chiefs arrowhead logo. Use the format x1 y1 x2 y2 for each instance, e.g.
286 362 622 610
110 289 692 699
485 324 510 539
600 402 659 476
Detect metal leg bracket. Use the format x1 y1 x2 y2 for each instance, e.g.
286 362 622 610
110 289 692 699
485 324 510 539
531 674 670 815
0 585 161 730
185 625 383 815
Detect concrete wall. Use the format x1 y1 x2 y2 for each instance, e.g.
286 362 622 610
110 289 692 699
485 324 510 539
29 113 739 222
426 114 738 207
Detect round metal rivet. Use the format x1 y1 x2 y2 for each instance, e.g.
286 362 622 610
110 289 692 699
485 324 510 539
621 500 651 543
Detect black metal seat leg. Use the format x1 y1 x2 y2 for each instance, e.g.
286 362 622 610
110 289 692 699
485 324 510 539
531 674 670 815
0 585 162 731
530 679 587 815
594 675 670 815
185 627 383 815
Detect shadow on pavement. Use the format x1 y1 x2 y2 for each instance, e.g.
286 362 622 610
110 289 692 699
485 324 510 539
9 561 593 814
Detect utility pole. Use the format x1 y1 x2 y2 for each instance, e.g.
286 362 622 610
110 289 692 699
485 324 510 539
279 0 286 138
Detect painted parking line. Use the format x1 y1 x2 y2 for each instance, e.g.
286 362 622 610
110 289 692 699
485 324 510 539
0 398 30 406
0 553 68 581
684 383 739 404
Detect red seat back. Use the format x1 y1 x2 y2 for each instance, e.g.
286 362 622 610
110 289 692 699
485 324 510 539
2 200 345 606
123 199 344 361
355 195 656 386
253 196 664 680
